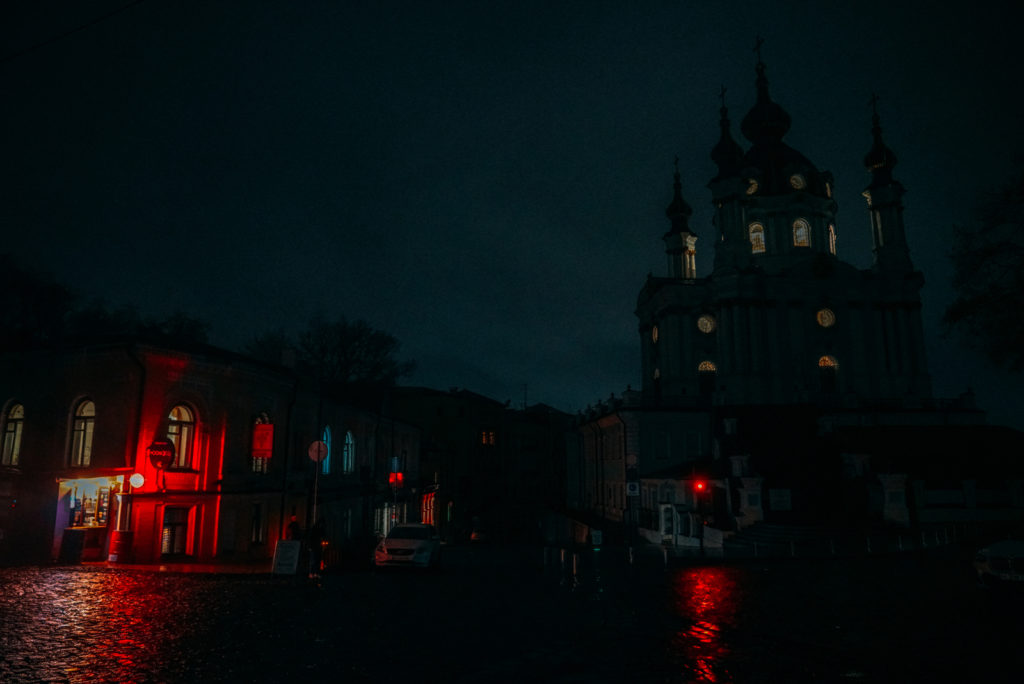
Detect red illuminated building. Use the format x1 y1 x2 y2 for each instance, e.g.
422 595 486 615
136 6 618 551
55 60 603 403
0 337 421 566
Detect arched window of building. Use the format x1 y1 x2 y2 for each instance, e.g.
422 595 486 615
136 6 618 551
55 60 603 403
748 222 765 254
342 430 355 473
698 360 717 396
793 218 811 247
818 355 839 393
828 224 837 255
70 400 95 467
321 425 332 475
1 403 24 466
167 405 195 469
252 412 272 474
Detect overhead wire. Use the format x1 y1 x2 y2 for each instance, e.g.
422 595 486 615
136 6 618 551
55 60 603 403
2 0 147 65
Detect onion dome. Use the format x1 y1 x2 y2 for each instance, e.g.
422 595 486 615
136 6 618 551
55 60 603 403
665 158 693 232
864 101 898 186
740 60 792 145
711 100 745 180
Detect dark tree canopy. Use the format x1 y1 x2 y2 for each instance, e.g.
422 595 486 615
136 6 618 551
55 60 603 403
246 316 415 399
0 254 210 349
943 167 1024 371
0 254 75 348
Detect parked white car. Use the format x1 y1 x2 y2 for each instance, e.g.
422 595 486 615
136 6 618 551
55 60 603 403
374 523 441 569
974 539 1024 586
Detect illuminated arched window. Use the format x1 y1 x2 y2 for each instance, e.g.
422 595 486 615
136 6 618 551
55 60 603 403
342 430 355 474
793 218 811 247
321 425 332 475
748 223 765 254
818 355 839 393
1 403 24 466
828 224 837 255
70 400 95 467
698 360 717 396
167 405 195 469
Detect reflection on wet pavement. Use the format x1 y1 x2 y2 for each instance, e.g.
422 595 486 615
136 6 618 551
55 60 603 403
668 565 742 683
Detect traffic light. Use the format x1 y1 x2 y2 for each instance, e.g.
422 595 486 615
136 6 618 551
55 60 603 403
388 471 404 487
693 480 706 493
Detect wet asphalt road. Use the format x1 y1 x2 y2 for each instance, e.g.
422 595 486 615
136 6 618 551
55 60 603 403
1 543 1022 683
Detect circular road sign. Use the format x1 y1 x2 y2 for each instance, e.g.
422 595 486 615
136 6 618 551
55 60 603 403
308 440 328 462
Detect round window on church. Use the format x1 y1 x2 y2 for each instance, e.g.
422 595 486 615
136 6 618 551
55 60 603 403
816 308 836 328
790 174 806 190
697 315 716 334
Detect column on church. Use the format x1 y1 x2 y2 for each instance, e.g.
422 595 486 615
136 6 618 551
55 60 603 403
766 302 783 403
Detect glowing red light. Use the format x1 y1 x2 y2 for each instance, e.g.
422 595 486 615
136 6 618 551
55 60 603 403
695 481 705 491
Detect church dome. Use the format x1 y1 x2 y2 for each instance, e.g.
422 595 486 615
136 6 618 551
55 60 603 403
737 60 828 198
711 105 745 180
740 62 791 145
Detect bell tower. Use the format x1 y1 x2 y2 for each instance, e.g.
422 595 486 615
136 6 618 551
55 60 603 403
863 96 913 272
663 157 698 279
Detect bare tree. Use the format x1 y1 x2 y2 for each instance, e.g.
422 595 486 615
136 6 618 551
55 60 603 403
247 316 415 399
944 166 1024 371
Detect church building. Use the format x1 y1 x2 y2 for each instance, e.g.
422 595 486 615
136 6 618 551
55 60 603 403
574 54 1022 550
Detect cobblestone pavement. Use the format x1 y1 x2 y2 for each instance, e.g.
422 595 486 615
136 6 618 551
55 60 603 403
2 544 1023 683
0 546 660 683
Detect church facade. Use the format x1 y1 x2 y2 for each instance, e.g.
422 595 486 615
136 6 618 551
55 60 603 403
574 58 1021 548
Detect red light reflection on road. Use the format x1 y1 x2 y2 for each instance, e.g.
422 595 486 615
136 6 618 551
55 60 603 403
10 569 181 683
668 565 743 683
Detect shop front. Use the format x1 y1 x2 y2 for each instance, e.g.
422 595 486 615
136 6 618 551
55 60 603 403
52 473 128 562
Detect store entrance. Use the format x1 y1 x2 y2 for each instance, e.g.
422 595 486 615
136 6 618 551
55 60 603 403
161 506 191 556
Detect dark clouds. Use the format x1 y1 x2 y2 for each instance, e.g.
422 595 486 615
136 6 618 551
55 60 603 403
3 1 1022 424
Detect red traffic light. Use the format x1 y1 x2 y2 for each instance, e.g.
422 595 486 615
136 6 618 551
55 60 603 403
694 480 706 492
388 472 404 487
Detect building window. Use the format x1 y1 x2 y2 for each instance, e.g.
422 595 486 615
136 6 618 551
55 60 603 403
749 222 765 254
70 400 95 467
818 355 839 393
697 314 716 333
421 491 435 526
793 219 811 247
342 430 355 473
167 405 195 469
828 224 837 254
481 430 496 446
2 403 25 466
161 506 190 556
816 308 836 328
251 503 264 544
698 361 717 396
321 426 332 475
251 413 272 474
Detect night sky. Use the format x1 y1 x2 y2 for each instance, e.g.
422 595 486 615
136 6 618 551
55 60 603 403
3 1 1022 426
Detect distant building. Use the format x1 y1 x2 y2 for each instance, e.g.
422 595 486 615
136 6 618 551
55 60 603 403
0 337 420 566
576 58 1024 548
391 387 572 543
